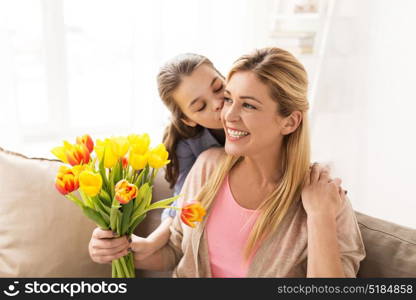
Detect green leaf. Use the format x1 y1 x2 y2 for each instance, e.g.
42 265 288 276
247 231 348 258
116 210 122 236
110 206 120 230
82 206 109 229
120 200 134 235
134 182 148 211
146 195 179 212
79 189 93 208
66 194 84 208
134 169 145 187
98 189 112 207
99 156 109 190
128 213 146 235
93 196 110 223
144 185 153 208
109 169 115 200
113 159 122 185
130 183 150 222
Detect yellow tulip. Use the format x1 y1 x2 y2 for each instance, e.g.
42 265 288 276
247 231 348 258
79 170 103 197
148 144 170 169
51 144 69 164
110 136 129 158
129 151 149 170
94 139 118 169
128 133 150 155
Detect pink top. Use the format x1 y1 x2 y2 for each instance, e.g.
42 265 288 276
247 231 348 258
206 175 260 278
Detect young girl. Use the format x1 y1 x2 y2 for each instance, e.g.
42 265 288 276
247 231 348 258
88 53 226 263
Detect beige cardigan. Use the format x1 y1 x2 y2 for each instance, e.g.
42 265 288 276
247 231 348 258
160 147 366 277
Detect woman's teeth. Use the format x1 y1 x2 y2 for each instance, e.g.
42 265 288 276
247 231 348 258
227 128 249 138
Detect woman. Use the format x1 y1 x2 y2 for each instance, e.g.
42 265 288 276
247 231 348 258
90 47 366 277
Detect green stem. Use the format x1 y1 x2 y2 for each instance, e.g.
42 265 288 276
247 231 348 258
113 259 124 278
119 255 132 278
66 194 83 208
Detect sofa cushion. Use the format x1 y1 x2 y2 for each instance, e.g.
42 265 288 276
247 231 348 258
0 147 110 277
356 211 416 277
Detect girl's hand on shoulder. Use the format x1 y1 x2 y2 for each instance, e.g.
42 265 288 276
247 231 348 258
301 163 346 220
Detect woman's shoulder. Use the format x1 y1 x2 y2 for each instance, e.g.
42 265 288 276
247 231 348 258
183 147 226 188
194 147 227 167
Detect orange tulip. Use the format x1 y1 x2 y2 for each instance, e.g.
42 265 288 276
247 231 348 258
115 179 138 204
66 143 90 166
181 201 206 228
76 134 94 153
52 141 90 166
55 165 81 195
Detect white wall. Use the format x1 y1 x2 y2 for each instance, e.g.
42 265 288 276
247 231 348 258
311 0 416 228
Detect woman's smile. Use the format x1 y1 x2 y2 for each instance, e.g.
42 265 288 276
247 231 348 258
225 126 250 142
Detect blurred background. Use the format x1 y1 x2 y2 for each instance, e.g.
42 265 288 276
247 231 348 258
1 0 415 228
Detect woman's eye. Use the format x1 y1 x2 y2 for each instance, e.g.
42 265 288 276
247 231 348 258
197 104 206 112
214 84 224 93
223 97 232 103
243 103 256 109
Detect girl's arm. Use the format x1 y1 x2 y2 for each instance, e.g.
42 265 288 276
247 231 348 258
306 214 345 277
131 208 185 271
132 245 170 271
130 217 173 261
302 163 346 277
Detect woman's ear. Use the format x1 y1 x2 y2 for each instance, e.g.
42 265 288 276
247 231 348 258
280 111 302 135
181 118 198 127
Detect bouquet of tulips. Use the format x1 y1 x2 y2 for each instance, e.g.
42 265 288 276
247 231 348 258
51 133 205 278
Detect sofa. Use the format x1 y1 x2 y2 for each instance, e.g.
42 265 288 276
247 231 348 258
0 146 415 278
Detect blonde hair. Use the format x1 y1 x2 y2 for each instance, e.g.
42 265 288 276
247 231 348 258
195 47 311 260
157 53 224 188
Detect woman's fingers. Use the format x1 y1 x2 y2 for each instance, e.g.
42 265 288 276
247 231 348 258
92 227 114 239
91 240 130 257
93 235 129 250
304 168 311 186
331 177 342 187
310 163 320 184
318 167 330 182
97 248 130 264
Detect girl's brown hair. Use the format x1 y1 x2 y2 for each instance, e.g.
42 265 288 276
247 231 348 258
157 53 222 188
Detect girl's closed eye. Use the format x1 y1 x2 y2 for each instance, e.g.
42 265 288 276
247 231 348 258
214 84 224 93
197 103 206 112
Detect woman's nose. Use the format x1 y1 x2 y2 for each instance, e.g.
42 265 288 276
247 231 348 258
223 104 240 122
